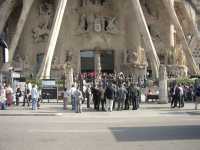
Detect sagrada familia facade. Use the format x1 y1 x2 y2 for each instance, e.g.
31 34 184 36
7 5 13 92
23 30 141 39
0 0 200 79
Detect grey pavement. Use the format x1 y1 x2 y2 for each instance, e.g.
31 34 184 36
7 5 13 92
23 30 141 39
0 103 200 150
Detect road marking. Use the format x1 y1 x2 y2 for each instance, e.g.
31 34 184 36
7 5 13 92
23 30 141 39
28 129 119 133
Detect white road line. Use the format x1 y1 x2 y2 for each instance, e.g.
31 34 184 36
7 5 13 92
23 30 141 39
28 129 119 133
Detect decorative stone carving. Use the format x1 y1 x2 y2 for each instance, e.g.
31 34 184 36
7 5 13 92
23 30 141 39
126 49 138 64
64 50 74 89
106 17 119 34
65 50 73 63
125 47 147 66
138 47 146 65
78 14 119 34
80 14 88 32
13 54 23 69
32 1 54 43
80 0 112 7
175 48 186 66
94 16 102 32
32 24 50 42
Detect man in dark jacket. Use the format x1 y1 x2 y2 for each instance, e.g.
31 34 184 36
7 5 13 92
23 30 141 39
105 82 114 112
129 84 139 110
15 86 22 106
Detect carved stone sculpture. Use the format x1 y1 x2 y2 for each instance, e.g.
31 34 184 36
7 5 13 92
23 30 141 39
175 48 185 66
138 47 146 65
94 16 102 32
32 23 50 42
80 0 111 7
65 50 73 63
77 15 119 34
126 49 138 64
32 1 53 42
106 17 119 34
80 14 88 32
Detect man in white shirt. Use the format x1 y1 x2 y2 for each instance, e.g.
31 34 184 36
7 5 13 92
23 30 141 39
70 84 77 111
179 85 184 108
31 85 38 110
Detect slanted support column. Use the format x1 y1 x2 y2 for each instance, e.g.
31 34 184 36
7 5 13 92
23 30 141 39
0 0 16 34
9 0 34 63
170 24 175 48
162 0 199 75
37 0 68 79
131 0 160 79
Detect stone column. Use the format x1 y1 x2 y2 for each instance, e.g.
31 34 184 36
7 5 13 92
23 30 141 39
0 0 16 34
162 0 199 75
159 65 168 104
95 51 101 74
37 0 68 79
9 0 34 63
131 0 160 79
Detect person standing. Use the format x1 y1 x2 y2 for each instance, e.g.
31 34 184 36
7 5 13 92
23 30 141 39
0 85 7 110
117 84 128 111
129 83 138 110
105 82 114 112
171 84 180 108
5 84 13 107
194 80 200 110
31 85 38 110
85 85 91 108
74 86 83 113
179 84 184 108
63 88 70 110
99 84 106 111
70 84 76 111
15 86 22 106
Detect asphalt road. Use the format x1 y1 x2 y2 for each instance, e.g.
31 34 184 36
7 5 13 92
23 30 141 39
0 104 200 150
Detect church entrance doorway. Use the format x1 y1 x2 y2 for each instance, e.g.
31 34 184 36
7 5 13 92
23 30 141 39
80 50 114 73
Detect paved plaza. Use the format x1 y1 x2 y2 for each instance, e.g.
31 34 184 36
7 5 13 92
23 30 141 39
0 103 200 150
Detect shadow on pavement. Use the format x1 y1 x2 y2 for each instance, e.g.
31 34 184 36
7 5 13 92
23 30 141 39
110 125 200 142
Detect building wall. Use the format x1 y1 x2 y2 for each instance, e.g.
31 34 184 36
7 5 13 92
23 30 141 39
53 0 141 75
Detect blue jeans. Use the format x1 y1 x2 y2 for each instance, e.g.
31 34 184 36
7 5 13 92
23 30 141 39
32 98 37 110
0 102 6 110
71 96 75 110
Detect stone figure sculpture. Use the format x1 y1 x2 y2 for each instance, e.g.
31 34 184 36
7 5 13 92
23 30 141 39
80 14 88 32
126 49 138 64
64 50 74 89
106 17 119 34
65 50 73 63
32 1 53 42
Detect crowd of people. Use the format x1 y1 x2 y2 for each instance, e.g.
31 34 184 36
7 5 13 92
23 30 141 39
1 72 200 112
0 82 41 110
64 72 142 113
169 81 200 109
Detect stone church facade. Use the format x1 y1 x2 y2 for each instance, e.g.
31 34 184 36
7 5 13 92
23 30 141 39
0 0 200 79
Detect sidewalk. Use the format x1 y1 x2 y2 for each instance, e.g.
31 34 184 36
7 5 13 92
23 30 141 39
0 102 200 117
